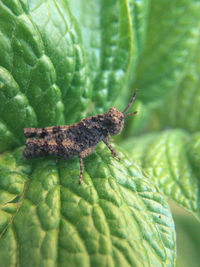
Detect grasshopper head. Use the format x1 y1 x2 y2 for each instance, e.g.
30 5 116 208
105 89 138 136
105 107 124 136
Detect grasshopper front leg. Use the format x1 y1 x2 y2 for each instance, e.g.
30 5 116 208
103 140 120 161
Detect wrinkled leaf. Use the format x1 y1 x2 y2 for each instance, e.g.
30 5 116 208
0 1 187 266
26 0 92 124
0 0 92 148
0 144 175 267
69 0 140 113
122 130 200 219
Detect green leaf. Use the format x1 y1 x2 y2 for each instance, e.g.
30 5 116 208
171 203 200 267
0 144 176 267
0 0 92 150
0 1 179 266
128 0 150 56
155 37 200 133
26 0 92 124
122 132 159 163
69 0 137 112
122 130 200 219
0 67 37 143
0 121 17 152
134 0 200 103
187 132 200 174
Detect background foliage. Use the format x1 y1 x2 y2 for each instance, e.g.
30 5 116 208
0 0 199 266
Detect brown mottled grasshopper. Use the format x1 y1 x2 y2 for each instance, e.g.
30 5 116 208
23 89 138 184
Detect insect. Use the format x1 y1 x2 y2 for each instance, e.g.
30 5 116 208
23 89 138 184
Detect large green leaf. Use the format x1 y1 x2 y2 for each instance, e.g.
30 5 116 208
25 0 92 124
155 36 200 133
0 0 92 144
122 130 200 220
171 203 200 267
69 0 141 113
0 1 180 266
134 0 200 103
128 0 149 56
0 144 175 267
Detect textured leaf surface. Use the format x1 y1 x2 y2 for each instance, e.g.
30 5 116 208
0 0 92 151
69 0 138 113
0 1 182 266
123 130 200 219
0 144 176 267
134 0 200 103
26 0 92 124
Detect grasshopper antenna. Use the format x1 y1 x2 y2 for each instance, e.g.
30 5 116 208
122 89 138 114
124 111 137 118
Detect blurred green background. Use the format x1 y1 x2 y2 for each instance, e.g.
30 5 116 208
170 203 200 267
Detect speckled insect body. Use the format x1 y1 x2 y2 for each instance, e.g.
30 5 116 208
23 90 138 184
